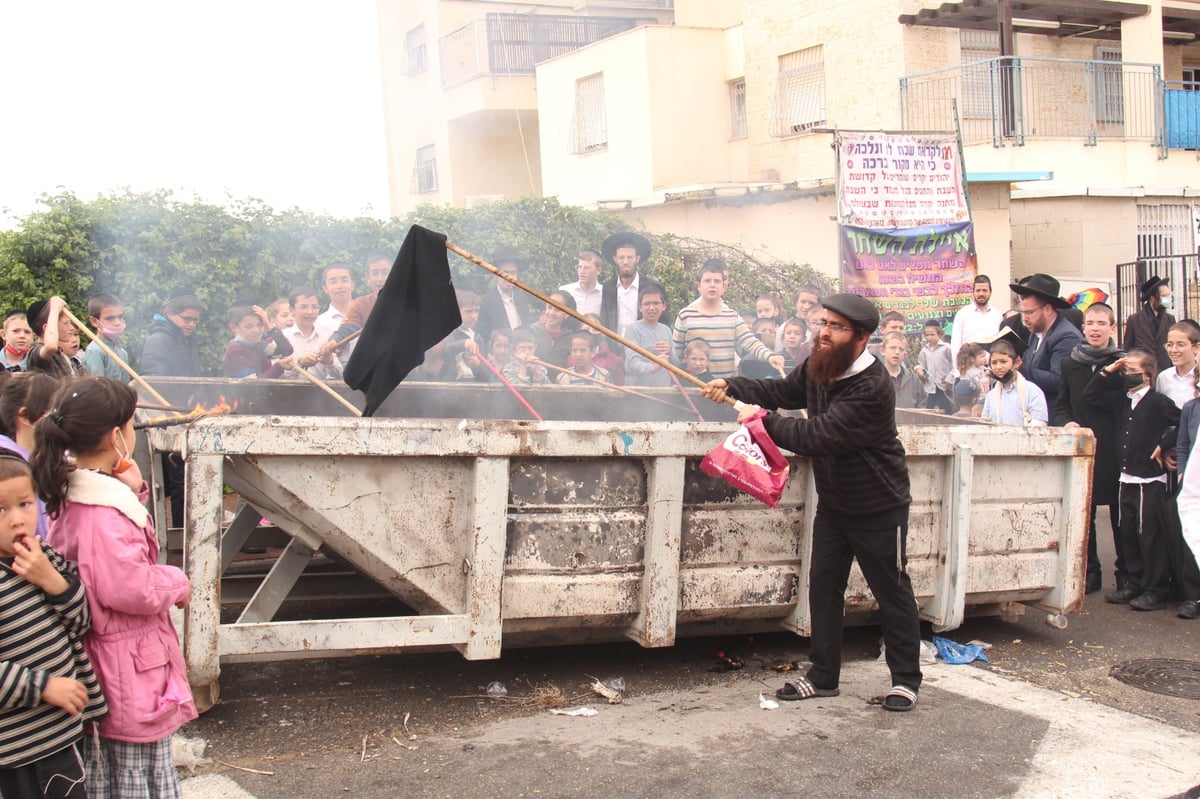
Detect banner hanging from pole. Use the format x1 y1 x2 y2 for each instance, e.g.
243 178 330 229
839 221 978 326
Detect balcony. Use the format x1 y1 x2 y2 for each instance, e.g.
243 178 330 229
439 13 650 88
900 56 1163 150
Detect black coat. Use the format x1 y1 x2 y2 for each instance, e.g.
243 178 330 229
1054 353 1120 504
476 287 535 346
1019 314 1083 410
1123 305 1175 374
1084 370 1180 480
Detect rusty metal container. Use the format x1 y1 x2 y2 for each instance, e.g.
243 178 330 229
140 377 1092 707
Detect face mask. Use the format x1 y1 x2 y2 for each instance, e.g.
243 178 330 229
113 432 135 475
1122 372 1145 390
1161 296 1174 310
993 370 1016 385
100 324 124 340
4 343 28 357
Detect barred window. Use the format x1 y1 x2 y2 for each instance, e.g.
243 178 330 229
569 73 607 153
729 79 747 139
960 30 1000 118
407 25 427 74
771 46 825 137
410 145 437 194
1094 45 1123 124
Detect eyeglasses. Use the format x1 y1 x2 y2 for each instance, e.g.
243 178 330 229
178 315 200 324
810 320 855 333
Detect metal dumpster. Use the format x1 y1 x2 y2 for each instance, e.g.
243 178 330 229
140 378 1092 708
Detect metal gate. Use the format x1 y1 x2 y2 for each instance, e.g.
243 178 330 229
1115 254 1199 340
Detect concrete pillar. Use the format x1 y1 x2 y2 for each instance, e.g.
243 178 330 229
1122 0 1164 67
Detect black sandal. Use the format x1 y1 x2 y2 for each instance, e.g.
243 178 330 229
775 677 840 701
881 685 918 712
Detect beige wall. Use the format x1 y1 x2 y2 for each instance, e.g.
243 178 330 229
1010 196 1138 280
538 27 738 203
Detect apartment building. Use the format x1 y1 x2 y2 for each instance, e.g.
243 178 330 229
381 0 1200 301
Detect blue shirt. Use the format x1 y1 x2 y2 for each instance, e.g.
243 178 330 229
982 376 1048 426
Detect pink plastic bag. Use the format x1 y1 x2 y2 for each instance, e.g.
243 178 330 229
700 410 790 508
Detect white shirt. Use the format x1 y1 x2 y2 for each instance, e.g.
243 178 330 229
318 306 357 360
283 319 341 380
950 302 1005 375
1156 366 1195 410
499 289 523 330
616 274 642 334
559 281 603 317
838 349 876 381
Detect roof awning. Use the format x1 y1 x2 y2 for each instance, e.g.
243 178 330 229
898 0 1200 42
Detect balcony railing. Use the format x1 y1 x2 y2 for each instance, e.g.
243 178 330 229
440 13 649 88
900 56 1163 149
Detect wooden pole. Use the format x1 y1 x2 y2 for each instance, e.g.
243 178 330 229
291 366 363 417
444 241 736 406
61 308 170 406
532 359 695 413
668 370 705 422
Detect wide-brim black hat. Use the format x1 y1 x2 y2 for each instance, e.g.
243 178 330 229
974 315 1030 358
1010 273 1072 309
1139 275 1168 301
821 293 880 333
601 231 652 265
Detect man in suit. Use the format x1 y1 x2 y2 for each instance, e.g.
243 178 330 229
1124 276 1175 373
476 246 535 347
600 232 666 344
1012 273 1084 410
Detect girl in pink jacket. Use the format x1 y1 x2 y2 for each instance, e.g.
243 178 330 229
33 378 195 798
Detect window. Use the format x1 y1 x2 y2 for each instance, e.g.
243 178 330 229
569 73 607 153
771 46 826 137
1094 45 1123 124
407 25 427 74
1184 67 1200 89
729 79 747 139
960 30 1000 118
1137 204 1192 258
410 145 437 194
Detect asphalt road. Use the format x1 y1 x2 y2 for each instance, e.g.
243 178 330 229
178 519 1200 799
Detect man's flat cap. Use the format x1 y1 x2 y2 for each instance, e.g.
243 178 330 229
821 293 880 333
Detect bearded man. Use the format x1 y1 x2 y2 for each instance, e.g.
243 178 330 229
702 293 922 712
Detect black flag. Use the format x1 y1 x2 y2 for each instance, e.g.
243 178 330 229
344 225 461 416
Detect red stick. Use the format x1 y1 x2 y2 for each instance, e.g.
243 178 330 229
475 354 543 422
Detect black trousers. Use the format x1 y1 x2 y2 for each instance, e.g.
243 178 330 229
0 744 87 798
1118 481 1170 595
924 388 955 415
1160 492 1200 602
1086 502 1123 578
806 509 922 692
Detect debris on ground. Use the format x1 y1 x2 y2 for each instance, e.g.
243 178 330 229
549 706 598 717
485 681 508 698
709 651 745 672
758 693 780 710
589 676 623 704
172 734 211 774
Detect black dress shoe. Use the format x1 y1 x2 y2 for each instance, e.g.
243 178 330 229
1130 592 1168 611
1178 600 1200 620
1085 573 1102 594
1105 586 1140 604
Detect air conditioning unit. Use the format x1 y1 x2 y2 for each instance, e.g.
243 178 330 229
464 194 505 208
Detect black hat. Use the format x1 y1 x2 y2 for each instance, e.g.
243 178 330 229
1139 276 1168 301
490 246 527 269
601 231 652 265
1010 274 1072 309
25 300 49 331
975 315 1030 358
821 293 880 333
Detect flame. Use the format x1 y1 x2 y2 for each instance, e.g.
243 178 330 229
139 396 238 428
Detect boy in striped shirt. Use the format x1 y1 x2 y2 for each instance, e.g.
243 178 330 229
0 455 106 798
671 259 785 379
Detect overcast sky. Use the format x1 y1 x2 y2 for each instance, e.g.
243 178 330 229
0 1 391 229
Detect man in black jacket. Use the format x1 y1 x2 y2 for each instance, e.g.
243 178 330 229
476 247 535 347
702 293 922 711
599 232 666 344
1053 302 1124 594
1123 276 1175 373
